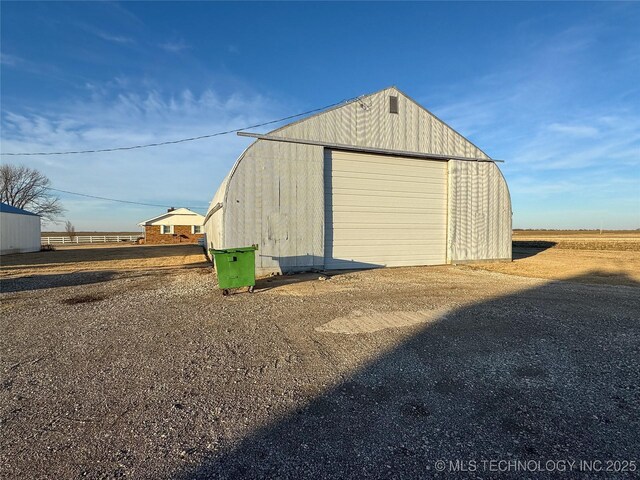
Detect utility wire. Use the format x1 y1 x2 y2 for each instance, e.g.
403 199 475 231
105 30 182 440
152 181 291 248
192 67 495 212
46 187 208 209
1 96 359 156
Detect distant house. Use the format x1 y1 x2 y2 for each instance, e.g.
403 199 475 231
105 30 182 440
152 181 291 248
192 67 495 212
138 208 205 244
0 202 41 255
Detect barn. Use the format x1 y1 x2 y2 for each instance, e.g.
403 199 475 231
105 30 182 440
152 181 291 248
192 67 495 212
203 87 511 274
0 202 41 255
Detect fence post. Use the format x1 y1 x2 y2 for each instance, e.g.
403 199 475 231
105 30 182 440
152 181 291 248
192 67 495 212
76 236 79 244
103 236 106 243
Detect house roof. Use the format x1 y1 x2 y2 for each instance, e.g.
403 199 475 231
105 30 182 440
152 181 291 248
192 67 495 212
0 202 40 217
137 207 204 226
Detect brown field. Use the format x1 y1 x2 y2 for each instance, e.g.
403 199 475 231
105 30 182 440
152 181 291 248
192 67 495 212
465 229 640 286
3 231 640 286
0 244 208 279
513 229 640 237
512 229 640 252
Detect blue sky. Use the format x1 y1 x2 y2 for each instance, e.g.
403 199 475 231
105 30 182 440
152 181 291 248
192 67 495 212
1 1 639 230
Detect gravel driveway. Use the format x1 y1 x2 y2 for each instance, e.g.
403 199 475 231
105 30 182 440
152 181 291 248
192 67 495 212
1 258 639 479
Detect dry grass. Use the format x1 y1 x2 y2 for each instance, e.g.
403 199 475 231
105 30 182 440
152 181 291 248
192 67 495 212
512 230 640 252
2 233 639 288
0 244 209 279
468 230 640 286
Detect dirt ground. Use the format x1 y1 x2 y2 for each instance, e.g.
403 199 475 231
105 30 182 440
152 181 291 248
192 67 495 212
1 243 639 479
471 248 640 286
468 231 640 286
0 244 208 278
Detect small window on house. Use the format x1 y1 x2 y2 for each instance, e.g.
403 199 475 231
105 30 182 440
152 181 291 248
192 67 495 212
161 225 172 234
389 95 399 114
192 225 202 234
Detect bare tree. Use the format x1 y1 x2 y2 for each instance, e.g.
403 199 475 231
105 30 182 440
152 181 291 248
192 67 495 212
65 220 76 242
0 164 64 223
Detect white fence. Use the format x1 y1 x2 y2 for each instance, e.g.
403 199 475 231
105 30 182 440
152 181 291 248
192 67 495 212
42 235 141 245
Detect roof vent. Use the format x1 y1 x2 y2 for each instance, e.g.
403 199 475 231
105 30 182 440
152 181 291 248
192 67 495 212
389 95 399 114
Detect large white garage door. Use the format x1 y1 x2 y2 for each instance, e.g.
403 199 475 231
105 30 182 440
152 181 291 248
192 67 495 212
324 149 447 269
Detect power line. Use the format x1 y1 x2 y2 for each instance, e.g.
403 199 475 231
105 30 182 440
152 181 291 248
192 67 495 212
47 187 208 209
1 96 359 156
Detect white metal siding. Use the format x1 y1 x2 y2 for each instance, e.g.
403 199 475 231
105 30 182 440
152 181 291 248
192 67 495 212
204 175 230 251
0 212 41 255
447 160 512 261
271 87 489 160
223 140 325 273
324 150 447 269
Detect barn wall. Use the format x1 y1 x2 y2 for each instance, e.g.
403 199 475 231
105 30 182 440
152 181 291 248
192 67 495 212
203 175 229 250
271 87 489 160
222 140 325 273
0 212 41 255
204 86 512 272
447 160 512 262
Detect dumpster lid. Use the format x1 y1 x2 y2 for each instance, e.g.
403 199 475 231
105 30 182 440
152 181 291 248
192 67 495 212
210 245 258 254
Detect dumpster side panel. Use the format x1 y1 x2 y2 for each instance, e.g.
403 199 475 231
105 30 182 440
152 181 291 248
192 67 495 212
223 140 325 274
212 249 256 289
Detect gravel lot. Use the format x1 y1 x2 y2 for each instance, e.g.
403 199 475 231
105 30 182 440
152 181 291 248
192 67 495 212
1 245 639 479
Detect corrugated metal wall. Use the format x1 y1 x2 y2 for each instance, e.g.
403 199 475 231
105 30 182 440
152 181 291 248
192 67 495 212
204 86 512 272
203 175 228 250
270 87 488 160
222 140 325 273
447 160 512 262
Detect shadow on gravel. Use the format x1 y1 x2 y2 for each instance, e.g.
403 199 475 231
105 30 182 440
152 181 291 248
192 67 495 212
512 241 557 259
0 271 119 293
178 271 640 479
251 269 371 294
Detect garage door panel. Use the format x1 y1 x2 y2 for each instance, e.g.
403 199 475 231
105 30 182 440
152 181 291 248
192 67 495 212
332 167 446 183
330 181 445 196
333 164 448 183
329 229 444 241
332 204 445 213
331 212 446 224
328 257 444 269
331 245 445 256
325 150 447 269
333 154 446 172
330 189 445 201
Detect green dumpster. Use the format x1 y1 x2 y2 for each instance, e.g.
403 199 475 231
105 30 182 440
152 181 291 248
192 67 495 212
210 245 258 295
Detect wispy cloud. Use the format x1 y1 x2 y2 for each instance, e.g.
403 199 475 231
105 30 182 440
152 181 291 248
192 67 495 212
95 31 134 44
0 53 23 66
421 16 640 228
159 39 189 53
547 123 599 138
0 82 282 229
